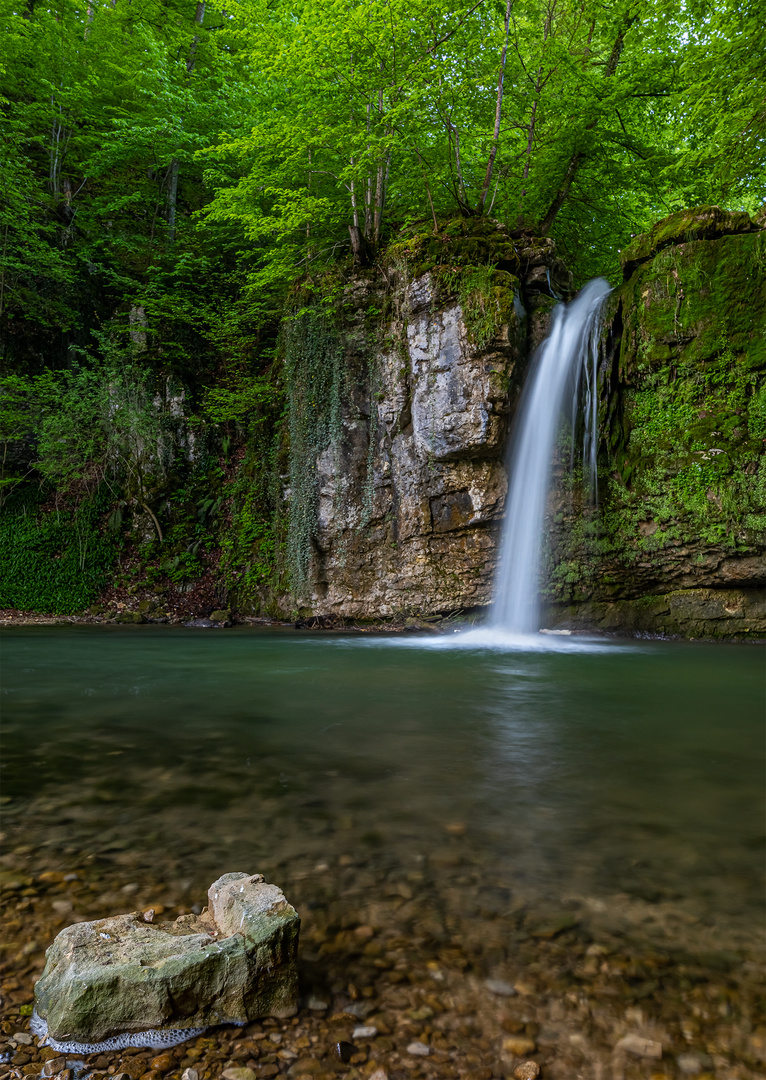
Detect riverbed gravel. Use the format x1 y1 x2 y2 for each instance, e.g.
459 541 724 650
0 824 763 1080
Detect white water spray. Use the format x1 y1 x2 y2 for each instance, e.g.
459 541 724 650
491 278 611 634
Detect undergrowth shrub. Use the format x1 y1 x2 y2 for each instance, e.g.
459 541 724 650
0 486 120 613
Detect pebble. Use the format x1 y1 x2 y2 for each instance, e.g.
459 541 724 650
502 1038 537 1057
221 1069 257 1080
484 978 515 996
676 1055 703 1074
513 1063 540 1080
615 1035 662 1059
367 1072 388 1080
352 1026 377 1039
149 1053 173 1073
406 1042 430 1056
305 997 328 1011
334 1042 353 1063
12 1035 32 1046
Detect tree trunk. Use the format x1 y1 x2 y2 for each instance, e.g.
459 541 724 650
166 158 179 245
166 0 206 246
537 19 634 235
349 225 371 266
476 0 513 214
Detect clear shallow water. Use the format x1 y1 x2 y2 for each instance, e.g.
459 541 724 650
1 626 763 945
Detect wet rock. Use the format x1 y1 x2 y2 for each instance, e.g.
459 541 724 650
502 1038 536 1057
484 979 515 997
616 1035 662 1059
287 1057 323 1077
676 1054 706 1074
221 1069 257 1080
513 1063 540 1080
351 1026 377 1039
406 1042 430 1056
334 1042 354 1063
209 610 231 626
115 612 144 625
180 1070 198 1080
33 873 300 1044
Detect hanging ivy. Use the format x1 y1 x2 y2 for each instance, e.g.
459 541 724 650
284 309 346 597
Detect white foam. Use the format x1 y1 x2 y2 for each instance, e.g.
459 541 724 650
340 626 626 653
30 1010 207 1053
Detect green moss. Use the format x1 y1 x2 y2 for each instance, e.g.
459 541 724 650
385 214 520 278
620 205 756 272
546 218 766 607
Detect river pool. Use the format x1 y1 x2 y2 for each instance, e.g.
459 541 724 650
0 627 763 1080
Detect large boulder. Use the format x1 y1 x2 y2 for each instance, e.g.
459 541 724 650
32 873 299 1049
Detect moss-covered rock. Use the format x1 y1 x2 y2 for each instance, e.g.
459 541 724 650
386 215 522 280
544 207 766 635
620 205 757 278
546 587 766 639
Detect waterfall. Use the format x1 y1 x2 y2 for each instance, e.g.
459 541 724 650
491 278 611 634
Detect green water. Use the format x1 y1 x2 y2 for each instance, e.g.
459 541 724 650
1 627 763 943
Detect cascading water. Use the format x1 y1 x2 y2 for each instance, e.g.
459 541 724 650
491 278 611 634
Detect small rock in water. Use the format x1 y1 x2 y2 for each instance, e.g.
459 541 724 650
12 1034 32 1046
513 1063 540 1080
181 1070 199 1080
616 1035 662 1059
222 1070 257 1080
352 1026 378 1039
484 978 516 996
406 1042 430 1056
305 996 329 1011
335 1042 354 1063
503 1037 537 1057
33 872 299 1046
676 1055 704 1074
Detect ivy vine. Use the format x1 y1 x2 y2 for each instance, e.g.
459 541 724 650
284 309 346 597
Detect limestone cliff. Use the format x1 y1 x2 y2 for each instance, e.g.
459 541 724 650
263 208 766 638
291 222 571 618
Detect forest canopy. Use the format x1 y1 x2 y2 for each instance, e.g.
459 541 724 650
1 0 763 366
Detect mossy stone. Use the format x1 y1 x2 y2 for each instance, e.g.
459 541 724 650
620 204 757 277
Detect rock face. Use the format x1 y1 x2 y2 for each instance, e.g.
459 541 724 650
256 208 765 638
33 873 299 1046
295 226 571 618
543 205 766 637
